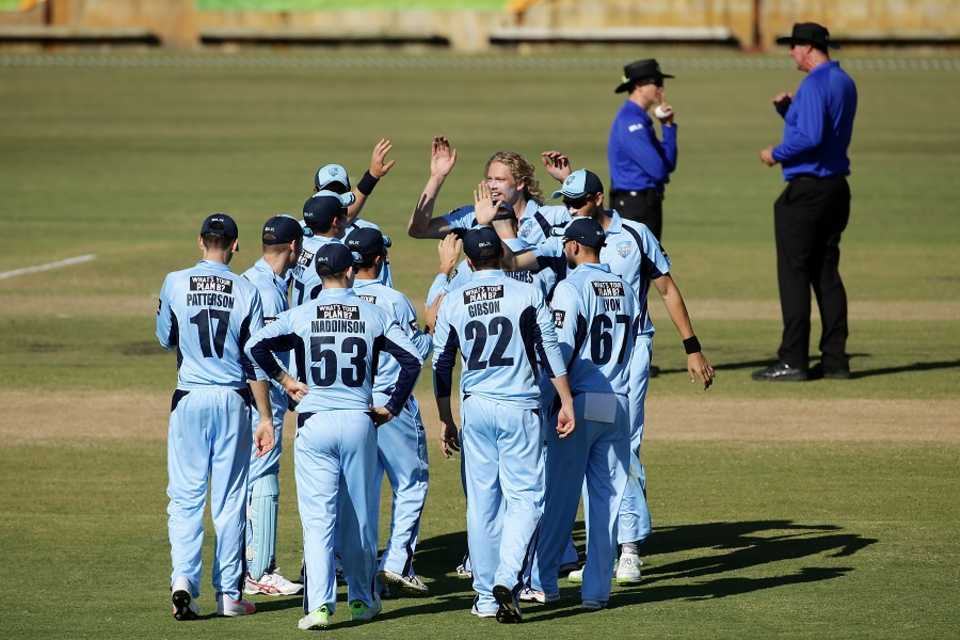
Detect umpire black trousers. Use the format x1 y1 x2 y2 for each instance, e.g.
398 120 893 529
774 175 851 371
611 189 663 240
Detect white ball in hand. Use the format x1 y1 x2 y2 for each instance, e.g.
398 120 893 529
654 105 673 120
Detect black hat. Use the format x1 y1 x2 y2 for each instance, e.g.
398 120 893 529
345 226 391 257
776 22 836 51
314 242 361 277
261 215 303 245
615 58 674 94
561 218 605 249
463 226 503 262
302 191 350 228
200 213 239 239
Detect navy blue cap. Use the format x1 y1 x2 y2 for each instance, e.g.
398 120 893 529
561 217 605 249
303 190 354 228
262 214 304 245
345 227 391 257
552 169 605 199
463 226 503 261
314 242 362 277
200 213 239 239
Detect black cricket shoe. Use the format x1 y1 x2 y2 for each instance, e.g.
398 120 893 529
171 589 199 621
809 363 851 380
751 361 809 382
493 584 522 623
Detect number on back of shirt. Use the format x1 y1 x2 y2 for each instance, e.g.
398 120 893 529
310 336 367 387
190 309 231 358
464 316 515 371
590 314 632 365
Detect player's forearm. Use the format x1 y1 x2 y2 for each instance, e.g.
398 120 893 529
436 396 455 426
408 175 445 238
345 191 367 224
549 374 574 408
657 277 696 340
248 379 273 420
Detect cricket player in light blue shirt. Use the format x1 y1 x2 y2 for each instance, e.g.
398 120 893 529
432 226 576 623
239 215 304 598
345 227 436 595
489 169 715 583
529 218 638 609
246 242 422 631
156 213 275 620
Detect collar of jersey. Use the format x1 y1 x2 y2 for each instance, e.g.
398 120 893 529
316 287 354 298
473 268 505 278
623 99 652 121
198 259 230 271
353 277 378 288
603 209 623 234
254 257 286 284
579 262 611 273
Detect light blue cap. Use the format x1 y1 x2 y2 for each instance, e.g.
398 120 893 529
551 169 605 199
314 163 351 191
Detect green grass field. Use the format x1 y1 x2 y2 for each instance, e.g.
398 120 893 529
1 50 959 638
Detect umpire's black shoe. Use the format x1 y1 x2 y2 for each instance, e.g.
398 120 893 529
493 585 522 623
809 363 851 380
751 361 809 382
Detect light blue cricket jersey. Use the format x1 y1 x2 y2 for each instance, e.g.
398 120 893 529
425 258 553 308
535 210 671 336
290 234 341 307
433 269 566 409
242 258 293 400
156 259 265 389
442 199 570 299
292 220 392 306
246 287 422 417
353 277 432 400
550 262 641 396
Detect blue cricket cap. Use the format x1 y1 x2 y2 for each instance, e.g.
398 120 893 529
314 163 351 193
200 213 239 239
560 217 605 249
303 190 356 228
262 214 303 245
463 226 503 261
314 242 362 277
552 169 605 199
345 227 391 257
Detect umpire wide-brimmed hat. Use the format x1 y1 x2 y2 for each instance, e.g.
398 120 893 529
776 22 837 51
614 58 674 94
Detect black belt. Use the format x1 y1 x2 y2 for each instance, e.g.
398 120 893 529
789 173 846 183
611 188 662 197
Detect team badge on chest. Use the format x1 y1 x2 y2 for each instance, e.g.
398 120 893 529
617 241 632 258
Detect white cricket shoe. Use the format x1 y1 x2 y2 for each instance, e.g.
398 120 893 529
245 571 303 596
379 569 429 595
171 577 199 621
456 562 473 579
216 594 257 617
518 588 559 604
615 553 643 584
566 568 583 584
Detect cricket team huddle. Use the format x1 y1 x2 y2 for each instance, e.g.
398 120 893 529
157 131 716 630
157 28 856 630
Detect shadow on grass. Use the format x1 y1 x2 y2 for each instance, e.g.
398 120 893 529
380 519 875 622
656 353 960 379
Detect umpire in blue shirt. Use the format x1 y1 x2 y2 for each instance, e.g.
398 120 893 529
755 23 857 381
607 58 677 240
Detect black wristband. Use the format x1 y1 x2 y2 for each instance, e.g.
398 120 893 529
357 170 379 196
683 336 702 355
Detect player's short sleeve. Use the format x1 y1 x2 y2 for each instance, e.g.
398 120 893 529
548 281 580 361
155 273 176 350
441 205 476 230
637 223 671 278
